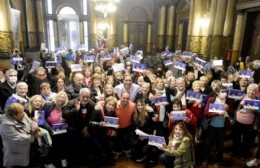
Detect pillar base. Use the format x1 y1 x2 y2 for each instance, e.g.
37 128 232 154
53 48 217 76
190 36 202 53
210 35 223 59
157 35 166 51
107 34 116 50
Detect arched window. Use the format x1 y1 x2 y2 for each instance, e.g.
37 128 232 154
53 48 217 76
58 6 76 15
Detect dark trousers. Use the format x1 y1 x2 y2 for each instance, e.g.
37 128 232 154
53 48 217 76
232 121 254 158
115 126 133 152
203 125 225 164
159 153 175 168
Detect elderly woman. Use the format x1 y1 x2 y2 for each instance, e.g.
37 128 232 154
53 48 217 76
233 83 259 160
0 103 40 168
4 82 29 111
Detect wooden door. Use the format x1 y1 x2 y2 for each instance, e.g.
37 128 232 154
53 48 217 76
128 22 147 55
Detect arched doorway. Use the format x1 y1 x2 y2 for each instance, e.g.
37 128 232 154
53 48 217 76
128 7 148 54
57 6 79 50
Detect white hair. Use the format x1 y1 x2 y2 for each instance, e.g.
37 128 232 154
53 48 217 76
79 88 91 95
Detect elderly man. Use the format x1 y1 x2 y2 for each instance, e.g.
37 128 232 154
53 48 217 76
63 88 95 166
65 73 86 101
114 74 141 102
0 69 18 112
25 67 52 97
115 91 135 158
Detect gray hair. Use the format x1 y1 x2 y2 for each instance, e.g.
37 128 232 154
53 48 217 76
16 82 28 91
5 68 17 76
79 88 91 95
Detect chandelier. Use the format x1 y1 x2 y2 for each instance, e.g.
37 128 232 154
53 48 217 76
94 0 119 18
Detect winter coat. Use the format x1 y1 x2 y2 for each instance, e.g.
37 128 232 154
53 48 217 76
0 113 35 167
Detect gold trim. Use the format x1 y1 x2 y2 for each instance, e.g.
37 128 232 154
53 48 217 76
0 31 14 52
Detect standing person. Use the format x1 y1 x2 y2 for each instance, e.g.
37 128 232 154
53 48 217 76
4 82 29 111
46 91 69 167
89 96 118 165
159 122 195 168
131 99 158 163
115 91 135 157
63 88 95 166
0 103 40 168
202 85 233 167
0 69 18 112
65 73 86 100
232 83 259 160
25 67 52 97
114 74 141 102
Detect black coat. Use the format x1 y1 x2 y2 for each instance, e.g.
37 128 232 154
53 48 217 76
0 82 16 111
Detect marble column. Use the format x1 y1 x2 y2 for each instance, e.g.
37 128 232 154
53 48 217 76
25 0 38 49
0 0 13 52
204 0 217 59
157 5 166 50
123 23 128 47
231 13 245 64
166 5 175 50
0 0 13 68
147 24 152 54
210 0 227 59
187 0 195 50
190 0 202 53
223 0 235 53
90 1 98 48
109 13 116 49
36 0 44 44
177 22 183 50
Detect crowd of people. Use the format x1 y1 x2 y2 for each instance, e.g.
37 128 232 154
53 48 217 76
0 47 259 168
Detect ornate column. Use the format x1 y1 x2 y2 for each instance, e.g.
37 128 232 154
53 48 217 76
90 1 98 48
25 0 38 49
123 23 128 47
166 5 175 50
190 0 202 53
187 0 195 50
0 0 13 52
223 0 235 53
177 22 183 50
147 23 152 54
231 13 245 64
0 0 13 68
210 0 227 59
205 0 217 59
109 13 116 49
36 0 44 44
157 5 166 50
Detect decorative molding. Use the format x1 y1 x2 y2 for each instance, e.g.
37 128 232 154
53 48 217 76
210 36 223 59
189 36 202 53
107 34 116 50
0 31 14 52
204 36 212 60
236 0 260 10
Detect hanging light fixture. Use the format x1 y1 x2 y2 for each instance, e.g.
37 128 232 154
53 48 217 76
94 0 119 18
